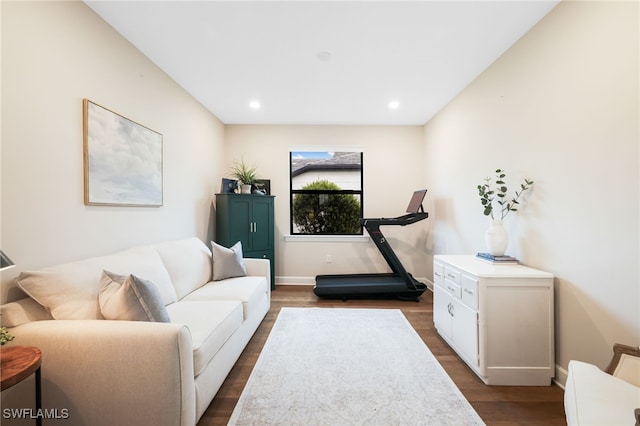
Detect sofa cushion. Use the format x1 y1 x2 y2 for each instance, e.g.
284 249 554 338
183 276 268 321
166 300 243 376
99 271 171 322
153 238 212 300
211 241 246 281
565 360 640 426
16 245 177 320
0 297 53 328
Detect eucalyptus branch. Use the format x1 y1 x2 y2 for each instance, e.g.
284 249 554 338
0 326 14 345
478 169 533 220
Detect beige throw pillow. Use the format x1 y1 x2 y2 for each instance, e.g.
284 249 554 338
211 241 247 281
16 245 177 320
99 270 171 322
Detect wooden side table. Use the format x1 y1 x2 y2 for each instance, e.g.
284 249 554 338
1 346 42 426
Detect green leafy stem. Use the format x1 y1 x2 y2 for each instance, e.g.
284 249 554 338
477 169 534 220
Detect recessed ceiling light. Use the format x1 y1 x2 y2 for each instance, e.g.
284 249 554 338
388 101 400 110
249 100 261 109
316 51 332 62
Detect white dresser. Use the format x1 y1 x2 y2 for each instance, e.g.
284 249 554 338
433 255 555 386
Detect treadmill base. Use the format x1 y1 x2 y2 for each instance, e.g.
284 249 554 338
314 273 427 301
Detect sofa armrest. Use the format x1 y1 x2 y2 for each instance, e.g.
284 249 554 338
244 257 271 289
5 319 195 426
565 360 640 426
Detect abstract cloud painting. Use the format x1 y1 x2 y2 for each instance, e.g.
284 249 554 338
83 99 163 206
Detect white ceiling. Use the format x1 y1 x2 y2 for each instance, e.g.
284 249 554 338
85 1 559 125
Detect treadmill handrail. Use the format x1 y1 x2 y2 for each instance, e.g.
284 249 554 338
361 212 428 227
360 211 429 291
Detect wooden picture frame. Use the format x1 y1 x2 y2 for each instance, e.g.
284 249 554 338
254 179 271 195
83 99 163 206
221 178 238 194
605 343 640 375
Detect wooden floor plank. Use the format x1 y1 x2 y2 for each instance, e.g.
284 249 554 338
197 285 566 425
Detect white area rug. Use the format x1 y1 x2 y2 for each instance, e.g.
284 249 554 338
229 307 485 425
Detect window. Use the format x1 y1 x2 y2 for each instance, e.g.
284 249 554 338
290 150 363 235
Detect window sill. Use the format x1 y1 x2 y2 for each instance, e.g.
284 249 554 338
284 235 370 243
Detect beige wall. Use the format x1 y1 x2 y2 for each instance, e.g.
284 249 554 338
2 0 638 385
1 1 225 302
223 125 429 283
423 0 639 379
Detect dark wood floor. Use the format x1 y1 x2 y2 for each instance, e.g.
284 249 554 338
197 285 566 425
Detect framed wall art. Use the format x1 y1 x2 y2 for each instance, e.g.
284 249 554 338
221 178 238 193
254 179 271 195
83 99 163 206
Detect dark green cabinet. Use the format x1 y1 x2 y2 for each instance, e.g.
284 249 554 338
215 193 275 289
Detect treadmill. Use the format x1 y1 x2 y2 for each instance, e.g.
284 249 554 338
314 189 429 301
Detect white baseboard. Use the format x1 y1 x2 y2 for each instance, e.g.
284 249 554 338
276 276 315 285
554 364 568 389
425 278 434 291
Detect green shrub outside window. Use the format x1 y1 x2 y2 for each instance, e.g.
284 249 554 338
292 180 361 234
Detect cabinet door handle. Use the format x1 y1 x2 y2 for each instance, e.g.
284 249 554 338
446 272 456 279
464 288 474 295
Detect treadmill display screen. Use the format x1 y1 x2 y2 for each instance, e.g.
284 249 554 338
405 189 427 214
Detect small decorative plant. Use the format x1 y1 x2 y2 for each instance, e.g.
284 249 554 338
478 169 534 220
0 326 14 345
230 158 258 186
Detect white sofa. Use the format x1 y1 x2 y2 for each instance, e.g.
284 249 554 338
565 344 640 426
0 237 270 426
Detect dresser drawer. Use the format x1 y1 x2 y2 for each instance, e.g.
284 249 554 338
461 274 478 311
444 266 461 284
433 262 445 286
443 279 461 299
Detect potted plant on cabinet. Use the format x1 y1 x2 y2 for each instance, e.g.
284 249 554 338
477 169 534 256
230 158 258 194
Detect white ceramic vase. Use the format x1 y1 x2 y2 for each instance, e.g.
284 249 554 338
240 184 252 194
485 219 508 256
